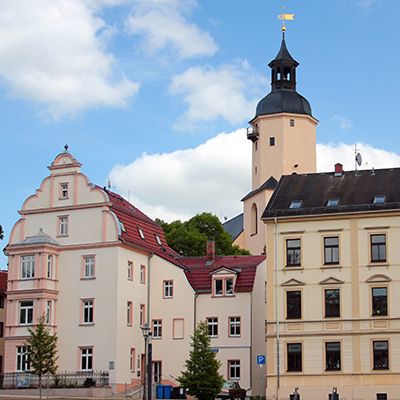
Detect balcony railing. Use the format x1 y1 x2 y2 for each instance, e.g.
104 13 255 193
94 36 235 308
1 370 109 389
247 126 259 142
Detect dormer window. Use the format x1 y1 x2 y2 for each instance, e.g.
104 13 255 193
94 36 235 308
155 235 162 246
120 222 126 232
213 277 235 296
60 183 69 199
373 195 386 204
138 228 145 240
327 198 339 207
289 200 302 209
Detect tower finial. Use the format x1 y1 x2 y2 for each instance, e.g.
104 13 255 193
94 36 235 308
278 4 294 36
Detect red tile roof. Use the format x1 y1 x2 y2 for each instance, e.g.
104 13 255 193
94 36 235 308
103 188 180 262
180 255 265 293
102 188 265 293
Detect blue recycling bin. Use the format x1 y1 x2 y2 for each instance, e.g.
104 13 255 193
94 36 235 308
156 384 165 399
164 385 172 399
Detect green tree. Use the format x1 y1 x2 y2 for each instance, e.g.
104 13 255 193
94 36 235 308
26 314 58 399
0 225 3 240
156 212 250 256
178 321 224 400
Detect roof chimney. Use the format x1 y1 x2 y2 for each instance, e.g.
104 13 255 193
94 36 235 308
334 163 343 176
206 240 215 260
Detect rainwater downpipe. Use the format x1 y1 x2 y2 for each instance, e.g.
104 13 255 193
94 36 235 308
274 217 280 399
147 253 154 326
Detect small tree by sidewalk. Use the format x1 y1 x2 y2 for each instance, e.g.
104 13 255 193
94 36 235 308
178 321 224 400
26 314 58 399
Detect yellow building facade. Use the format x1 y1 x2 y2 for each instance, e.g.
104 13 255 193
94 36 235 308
263 168 400 400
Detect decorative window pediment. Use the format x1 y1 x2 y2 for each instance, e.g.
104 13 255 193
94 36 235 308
281 278 305 287
366 274 392 283
319 277 344 285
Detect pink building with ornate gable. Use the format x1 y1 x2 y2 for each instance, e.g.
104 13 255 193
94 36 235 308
4 149 266 395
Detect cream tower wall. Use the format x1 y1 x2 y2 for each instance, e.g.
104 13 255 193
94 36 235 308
250 113 317 188
265 213 400 400
242 113 317 255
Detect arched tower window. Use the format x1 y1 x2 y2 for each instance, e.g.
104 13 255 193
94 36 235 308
251 203 258 235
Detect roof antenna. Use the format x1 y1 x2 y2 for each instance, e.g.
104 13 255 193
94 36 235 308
355 143 362 174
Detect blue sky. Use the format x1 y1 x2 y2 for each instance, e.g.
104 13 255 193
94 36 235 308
1 0 400 267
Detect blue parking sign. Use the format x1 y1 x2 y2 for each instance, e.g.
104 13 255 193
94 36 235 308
257 355 266 365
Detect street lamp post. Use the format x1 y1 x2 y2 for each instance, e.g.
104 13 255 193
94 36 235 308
141 323 153 400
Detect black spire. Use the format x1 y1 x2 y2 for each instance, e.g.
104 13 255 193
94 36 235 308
268 33 299 91
253 34 312 118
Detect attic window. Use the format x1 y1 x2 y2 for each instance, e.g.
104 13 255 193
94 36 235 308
138 228 145 240
327 198 339 207
120 222 126 232
289 200 302 209
373 195 386 204
155 235 162 246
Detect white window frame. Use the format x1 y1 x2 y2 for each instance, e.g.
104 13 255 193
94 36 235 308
140 265 146 284
21 255 35 279
127 301 133 326
228 360 240 380
80 347 93 371
60 183 69 199
83 256 95 279
130 348 135 371
46 300 52 324
128 261 133 280
213 277 235 296
229 316 241 337
140 304 145 326
19 300 34 325
47 255 53 279
153 319 162 339
207 317 218 337
16 346 30 372
163 280 173 298
82 299 94 324
153 361 162 383
59 216 68 236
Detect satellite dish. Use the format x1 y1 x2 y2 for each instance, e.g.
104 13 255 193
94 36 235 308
356 152 362 167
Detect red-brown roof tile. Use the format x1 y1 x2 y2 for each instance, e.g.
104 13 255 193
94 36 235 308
0 270 8 293
180 255 265 293
103 188 180 262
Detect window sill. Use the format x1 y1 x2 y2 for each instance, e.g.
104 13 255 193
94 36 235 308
228 335 241 338
211 294 236 298
371 314 388 318
81 277 96 281
153 337 162 340
285 266 302 270
58 197 69 200
323 264 341 268
368 262 389 267
325 369 342 373
79 323 95 327
56 235 69 238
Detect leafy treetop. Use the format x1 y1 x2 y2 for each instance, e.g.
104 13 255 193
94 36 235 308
178 321 224 400
156 212 249 257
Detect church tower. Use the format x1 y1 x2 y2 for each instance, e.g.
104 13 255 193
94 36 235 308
242 32 318 254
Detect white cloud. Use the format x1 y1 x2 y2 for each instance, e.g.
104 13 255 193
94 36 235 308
109 132 400 223
332 115 352 130
125 0 217 59
0 0 139 118
358 0 376 10
109 129 251 222
170 61 267 127
317 142 400 172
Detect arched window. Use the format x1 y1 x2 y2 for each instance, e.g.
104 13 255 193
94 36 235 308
251 203 258 235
